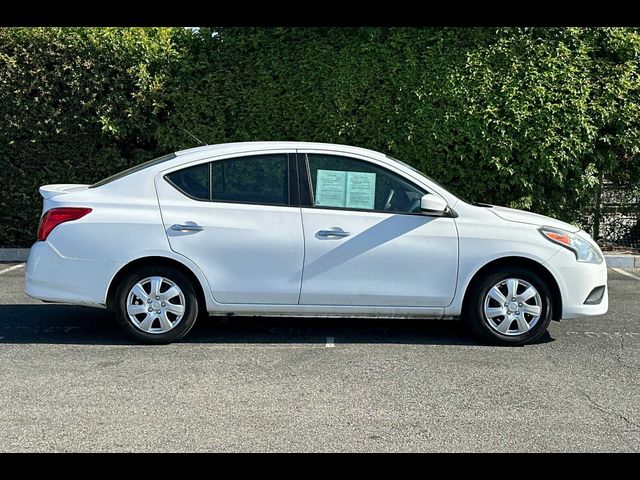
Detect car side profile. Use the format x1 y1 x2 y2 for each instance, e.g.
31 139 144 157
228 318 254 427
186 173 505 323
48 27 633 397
25 142 608 345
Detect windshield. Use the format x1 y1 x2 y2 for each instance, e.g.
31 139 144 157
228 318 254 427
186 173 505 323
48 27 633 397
90 153 177 188
386 155 471 204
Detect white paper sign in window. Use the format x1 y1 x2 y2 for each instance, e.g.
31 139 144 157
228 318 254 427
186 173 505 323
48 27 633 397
315 170 376 210
315 170 347 207
346 171 376 209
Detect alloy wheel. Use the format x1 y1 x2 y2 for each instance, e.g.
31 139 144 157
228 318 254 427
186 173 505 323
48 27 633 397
483 277 542 336
125 276 186 334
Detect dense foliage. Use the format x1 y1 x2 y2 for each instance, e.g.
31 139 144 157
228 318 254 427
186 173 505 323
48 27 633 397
1 27 639 247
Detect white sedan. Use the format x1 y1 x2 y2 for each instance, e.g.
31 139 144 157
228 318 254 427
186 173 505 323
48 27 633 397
25 142 608 345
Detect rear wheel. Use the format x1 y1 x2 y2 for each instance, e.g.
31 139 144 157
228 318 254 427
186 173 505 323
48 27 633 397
464 267 553 346
114 266 199 344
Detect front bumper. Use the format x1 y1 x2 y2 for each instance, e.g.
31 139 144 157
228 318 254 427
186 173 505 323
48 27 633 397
25 241 125 308
544 247 609 319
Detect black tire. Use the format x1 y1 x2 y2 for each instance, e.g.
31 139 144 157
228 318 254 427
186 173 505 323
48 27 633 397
114 265 199 344
464 266 553 346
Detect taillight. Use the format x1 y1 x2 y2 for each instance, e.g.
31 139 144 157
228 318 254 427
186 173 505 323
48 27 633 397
37 207 92 241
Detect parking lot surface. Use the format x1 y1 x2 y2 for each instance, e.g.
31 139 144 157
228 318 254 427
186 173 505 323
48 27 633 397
1 263 639 452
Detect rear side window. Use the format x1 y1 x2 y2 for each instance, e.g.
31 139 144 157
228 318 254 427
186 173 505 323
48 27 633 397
164 154 289 206
211 154 289 205
165 163 210 201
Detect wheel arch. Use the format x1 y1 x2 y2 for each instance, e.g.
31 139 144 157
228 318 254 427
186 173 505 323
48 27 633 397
106 256 208 314
461 256 562 321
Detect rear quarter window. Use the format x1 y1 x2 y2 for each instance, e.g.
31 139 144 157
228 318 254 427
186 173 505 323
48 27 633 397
164 163 211 201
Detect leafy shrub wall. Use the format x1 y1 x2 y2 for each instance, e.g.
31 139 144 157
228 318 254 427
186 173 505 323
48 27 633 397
1 27 638 246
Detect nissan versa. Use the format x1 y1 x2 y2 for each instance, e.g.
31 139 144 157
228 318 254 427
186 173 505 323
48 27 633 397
25 142 608 345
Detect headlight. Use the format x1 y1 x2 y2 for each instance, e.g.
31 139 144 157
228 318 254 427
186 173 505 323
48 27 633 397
539 227 603 264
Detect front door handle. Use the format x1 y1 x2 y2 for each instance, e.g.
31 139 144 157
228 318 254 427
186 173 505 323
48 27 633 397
317 229 350 238
171 224 204 232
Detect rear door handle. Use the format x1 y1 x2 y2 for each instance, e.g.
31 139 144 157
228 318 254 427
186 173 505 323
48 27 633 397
171 224 204 232
317 229 350 238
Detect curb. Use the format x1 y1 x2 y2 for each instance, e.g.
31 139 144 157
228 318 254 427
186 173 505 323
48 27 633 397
0 248 638 269
604 254 639 269
0 248 30 263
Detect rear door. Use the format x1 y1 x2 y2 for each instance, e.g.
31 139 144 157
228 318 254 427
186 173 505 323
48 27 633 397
155 152 305 305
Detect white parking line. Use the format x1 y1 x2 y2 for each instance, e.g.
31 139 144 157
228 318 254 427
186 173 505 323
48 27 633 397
610 267 640 281
325 336 335 348
0 263 25 275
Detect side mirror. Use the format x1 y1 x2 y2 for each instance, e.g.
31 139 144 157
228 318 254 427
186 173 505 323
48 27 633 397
420 193 448 215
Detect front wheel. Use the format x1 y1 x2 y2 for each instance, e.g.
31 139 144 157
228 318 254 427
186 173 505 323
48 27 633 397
114 266 199 344
464 267 553 346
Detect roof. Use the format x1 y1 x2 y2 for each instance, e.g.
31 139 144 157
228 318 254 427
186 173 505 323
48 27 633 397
175 141 386 159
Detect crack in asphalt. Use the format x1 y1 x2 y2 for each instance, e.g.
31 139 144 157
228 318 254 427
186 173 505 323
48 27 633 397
537 337 634 441
578 388 640 432
611 335 640 371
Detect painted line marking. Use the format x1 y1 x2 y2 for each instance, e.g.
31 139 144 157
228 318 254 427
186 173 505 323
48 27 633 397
325 336 335 348
610 267 640 281
0 263 25 275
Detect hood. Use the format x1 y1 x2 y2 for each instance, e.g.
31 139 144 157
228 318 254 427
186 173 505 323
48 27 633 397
488 205 580 233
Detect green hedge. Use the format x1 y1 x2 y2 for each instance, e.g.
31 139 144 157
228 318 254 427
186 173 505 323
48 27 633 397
1 27 639 247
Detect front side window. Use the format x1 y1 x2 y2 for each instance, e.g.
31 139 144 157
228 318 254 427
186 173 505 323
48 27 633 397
307 154 425 214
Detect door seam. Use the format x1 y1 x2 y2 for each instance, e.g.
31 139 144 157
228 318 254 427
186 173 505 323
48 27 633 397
295 151 306 305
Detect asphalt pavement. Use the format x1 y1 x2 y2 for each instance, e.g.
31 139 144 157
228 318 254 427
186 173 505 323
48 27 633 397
0 263 639 452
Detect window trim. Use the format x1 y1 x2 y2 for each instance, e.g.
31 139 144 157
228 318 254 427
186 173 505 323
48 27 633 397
287 153 300 207
163 153 297 208
208 162 213 202
298 153 314 208
299 152 440 217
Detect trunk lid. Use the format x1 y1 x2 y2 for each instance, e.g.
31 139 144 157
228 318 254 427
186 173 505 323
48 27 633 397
39 184 90 200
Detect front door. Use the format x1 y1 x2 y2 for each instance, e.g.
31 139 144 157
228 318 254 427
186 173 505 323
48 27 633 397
298 153 458 307
155 152 304 305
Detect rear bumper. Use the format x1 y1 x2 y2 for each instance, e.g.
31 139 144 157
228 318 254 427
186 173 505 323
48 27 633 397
24 241 124 308
544 248 609 319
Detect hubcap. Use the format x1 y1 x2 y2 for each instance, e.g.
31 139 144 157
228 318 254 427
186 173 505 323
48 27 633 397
483 278 542 336
126 276 186 334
